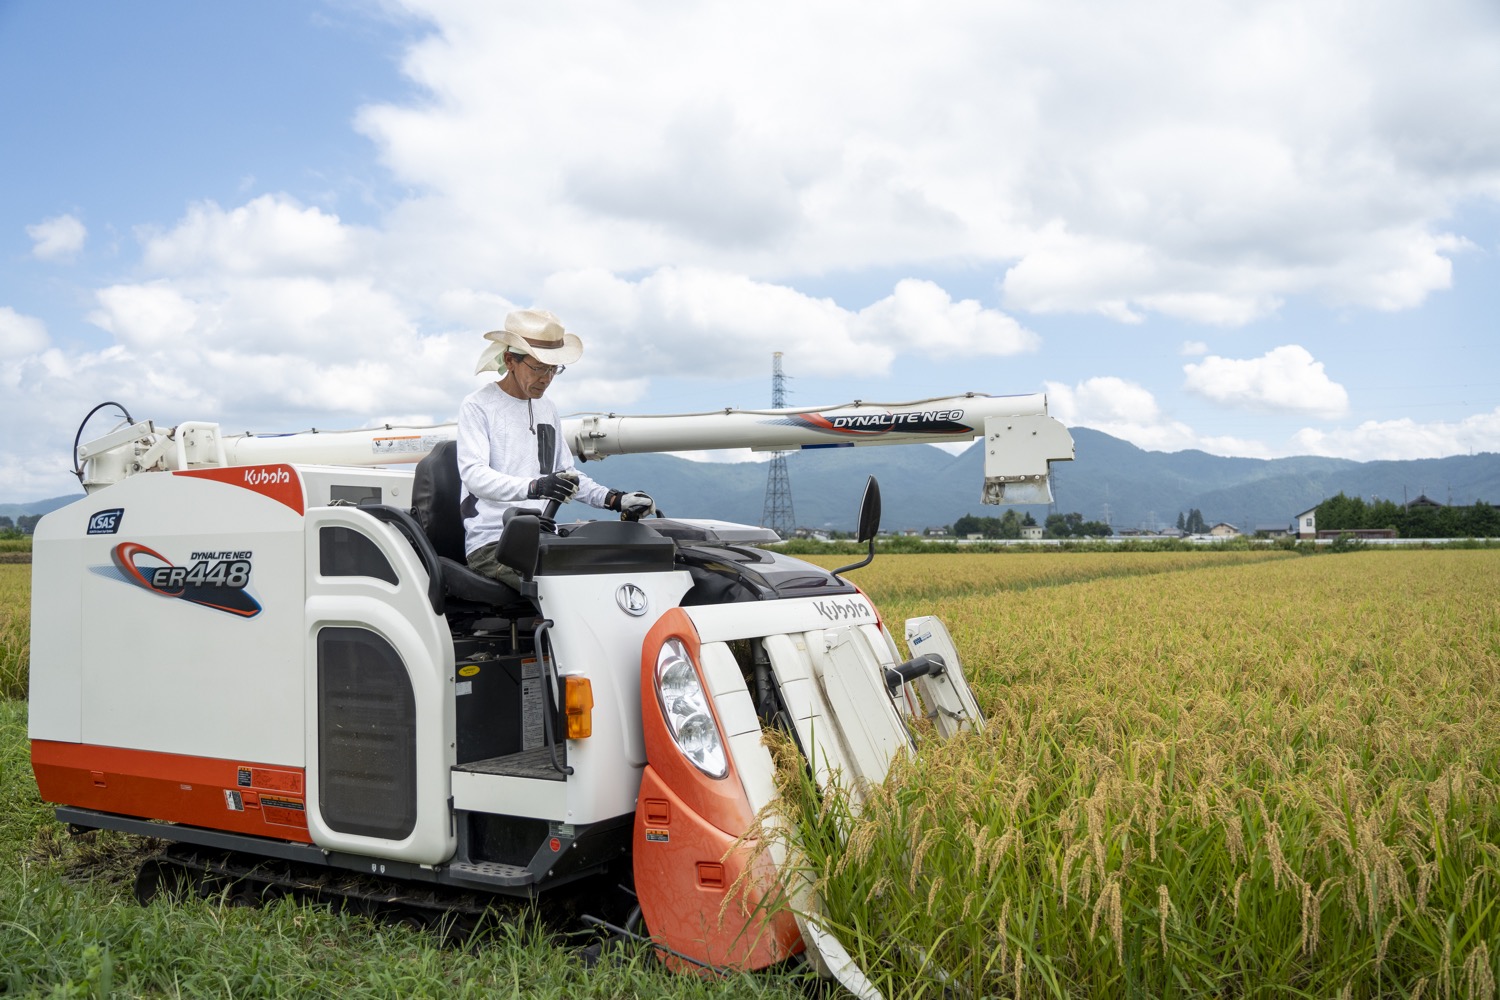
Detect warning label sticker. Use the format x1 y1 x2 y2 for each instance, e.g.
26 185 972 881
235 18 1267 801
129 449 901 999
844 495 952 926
371 434 449 456
644 828 670 843
261 796 308 829
236 766 303 794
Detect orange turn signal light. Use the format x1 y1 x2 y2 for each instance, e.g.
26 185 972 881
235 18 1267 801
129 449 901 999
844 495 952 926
564 676 594 739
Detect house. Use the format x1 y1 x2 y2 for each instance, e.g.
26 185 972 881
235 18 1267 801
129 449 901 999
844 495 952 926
1254 524 1293 539
1208 522 1240 538
1405 494 1443 510
1295 506 1318 539
1021 525 1043 540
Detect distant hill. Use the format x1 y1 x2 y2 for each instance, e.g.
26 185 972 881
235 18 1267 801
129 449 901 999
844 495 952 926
1051 429 1500 533
569 430 1500 533
6 432 1499 534
0 495 82 522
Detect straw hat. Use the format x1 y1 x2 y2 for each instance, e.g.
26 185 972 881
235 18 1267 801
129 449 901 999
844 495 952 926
474 308 584 374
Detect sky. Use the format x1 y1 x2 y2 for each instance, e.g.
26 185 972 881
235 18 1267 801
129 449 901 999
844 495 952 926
2 0 1499 503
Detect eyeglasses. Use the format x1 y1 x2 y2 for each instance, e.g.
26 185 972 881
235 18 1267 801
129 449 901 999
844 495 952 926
514 356 564 376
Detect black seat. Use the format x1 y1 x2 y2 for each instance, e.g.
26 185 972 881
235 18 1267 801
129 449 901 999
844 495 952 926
409 440 531 612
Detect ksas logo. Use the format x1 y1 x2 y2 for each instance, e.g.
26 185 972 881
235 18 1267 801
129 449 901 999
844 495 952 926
109 542 262 618
87 508 124 535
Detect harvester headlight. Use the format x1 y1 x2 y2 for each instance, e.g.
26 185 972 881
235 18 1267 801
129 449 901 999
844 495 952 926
654 638 728 778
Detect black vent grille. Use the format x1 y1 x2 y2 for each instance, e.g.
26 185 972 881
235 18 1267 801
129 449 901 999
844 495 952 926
317 627 417 840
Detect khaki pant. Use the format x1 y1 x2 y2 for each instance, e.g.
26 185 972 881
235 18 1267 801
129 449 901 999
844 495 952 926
466 543 524 592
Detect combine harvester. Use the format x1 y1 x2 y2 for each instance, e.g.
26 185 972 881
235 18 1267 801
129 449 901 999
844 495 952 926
30 393 1073 996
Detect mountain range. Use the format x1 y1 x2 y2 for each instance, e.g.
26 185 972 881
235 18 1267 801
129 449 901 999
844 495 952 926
576 429 1500 533
6 429 1499 534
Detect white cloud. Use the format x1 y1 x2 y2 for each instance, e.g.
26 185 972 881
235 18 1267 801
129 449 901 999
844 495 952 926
1045 376 1276 457
1180 340 1209 356
26 214 87 260
855 279 1039 358
358 1 1500 322
1292 408 1500 461
541 267 1035 381
0 307 49 358
1183 345 1349 418
89 284 200 348
1045 376 1197 451
138 195 364 276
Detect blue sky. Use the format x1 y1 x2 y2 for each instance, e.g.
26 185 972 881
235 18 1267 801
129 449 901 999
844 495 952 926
3 0 1499 502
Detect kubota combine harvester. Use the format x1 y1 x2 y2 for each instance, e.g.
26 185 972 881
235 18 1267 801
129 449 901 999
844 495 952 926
29 392 1073 997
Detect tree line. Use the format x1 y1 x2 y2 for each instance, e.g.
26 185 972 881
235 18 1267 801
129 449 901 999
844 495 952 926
1315 492 1500 538
0 515 41 536
952 510 1112 538
1176 509 1208 533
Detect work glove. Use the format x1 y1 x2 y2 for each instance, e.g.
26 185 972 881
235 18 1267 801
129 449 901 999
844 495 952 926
527 469 580 503
609 490 656 519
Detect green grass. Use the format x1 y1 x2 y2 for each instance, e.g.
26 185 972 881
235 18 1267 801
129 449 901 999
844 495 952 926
2 708 808 998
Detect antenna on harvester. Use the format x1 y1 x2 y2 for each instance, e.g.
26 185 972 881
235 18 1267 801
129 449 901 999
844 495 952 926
761 352 797 539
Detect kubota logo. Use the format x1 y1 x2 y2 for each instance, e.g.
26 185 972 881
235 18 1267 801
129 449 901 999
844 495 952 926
244 467 291 487
616 583 649 616
108 542 262 618
813 597 873 622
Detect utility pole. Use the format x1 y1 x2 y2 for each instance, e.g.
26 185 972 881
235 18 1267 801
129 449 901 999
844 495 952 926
761 352 797 539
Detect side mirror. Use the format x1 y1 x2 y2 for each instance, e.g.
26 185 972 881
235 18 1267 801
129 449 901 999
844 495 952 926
855 476 882 543
497 513 541 583
834 476 881 579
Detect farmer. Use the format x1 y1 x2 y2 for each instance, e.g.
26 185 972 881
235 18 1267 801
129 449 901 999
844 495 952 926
458 308 654 585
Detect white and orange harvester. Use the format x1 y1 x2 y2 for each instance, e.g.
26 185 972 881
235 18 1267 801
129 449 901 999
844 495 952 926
30 393 1073 996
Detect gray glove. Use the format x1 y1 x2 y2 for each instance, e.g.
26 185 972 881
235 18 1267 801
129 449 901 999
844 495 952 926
618 491 655 519
528 469 580 503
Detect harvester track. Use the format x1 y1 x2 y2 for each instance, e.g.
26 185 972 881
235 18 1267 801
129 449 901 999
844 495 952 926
132 842 634 948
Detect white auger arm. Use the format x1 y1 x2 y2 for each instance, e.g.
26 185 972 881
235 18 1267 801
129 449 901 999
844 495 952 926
75 393 1074 504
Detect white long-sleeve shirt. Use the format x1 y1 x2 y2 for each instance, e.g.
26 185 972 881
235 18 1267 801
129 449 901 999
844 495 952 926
457 381 611 556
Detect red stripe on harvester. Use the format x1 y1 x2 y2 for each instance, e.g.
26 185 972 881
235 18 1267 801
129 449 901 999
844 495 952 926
30 740 313 843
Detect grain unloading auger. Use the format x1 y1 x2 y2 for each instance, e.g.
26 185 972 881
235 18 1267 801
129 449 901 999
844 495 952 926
33 392 1073 996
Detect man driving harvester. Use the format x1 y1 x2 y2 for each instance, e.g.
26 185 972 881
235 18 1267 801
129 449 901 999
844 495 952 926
458 308 655 587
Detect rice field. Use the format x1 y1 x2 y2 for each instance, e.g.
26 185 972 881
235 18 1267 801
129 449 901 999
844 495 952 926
0 565 28 700
783 549 1500 998
2 549 1498 997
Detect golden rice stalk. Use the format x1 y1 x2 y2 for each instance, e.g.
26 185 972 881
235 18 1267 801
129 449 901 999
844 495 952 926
1265 821 1288 892
926 876 945 917
1090 875 1124 965
1230 871 1250 915
1462 941 1495 1000
1375 914 1402 975
909 827 942 894
1157 884 1171 956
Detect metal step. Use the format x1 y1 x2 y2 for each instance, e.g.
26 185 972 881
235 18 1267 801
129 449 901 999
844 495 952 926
444 858 537 887
453 746 567 781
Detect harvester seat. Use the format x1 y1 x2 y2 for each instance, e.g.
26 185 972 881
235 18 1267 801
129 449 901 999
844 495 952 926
409 440 531 613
